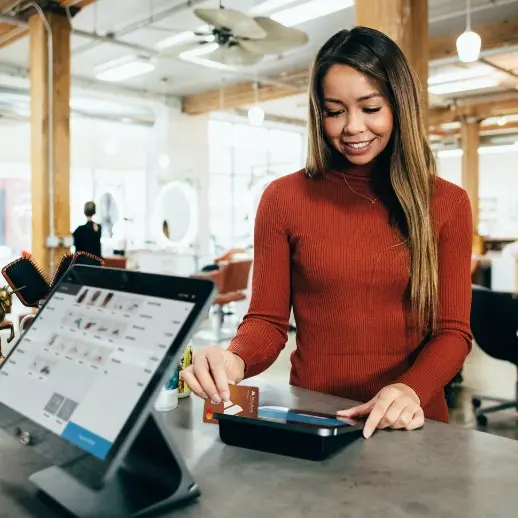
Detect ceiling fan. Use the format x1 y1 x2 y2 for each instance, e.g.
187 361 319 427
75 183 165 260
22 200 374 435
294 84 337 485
163 1 309 67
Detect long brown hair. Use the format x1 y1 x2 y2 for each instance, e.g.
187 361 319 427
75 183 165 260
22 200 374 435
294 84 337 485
306 27 438 333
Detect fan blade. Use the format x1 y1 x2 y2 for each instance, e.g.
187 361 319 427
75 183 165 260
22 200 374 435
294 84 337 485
205 45 264 67
239 17 309 54
194 8 267 39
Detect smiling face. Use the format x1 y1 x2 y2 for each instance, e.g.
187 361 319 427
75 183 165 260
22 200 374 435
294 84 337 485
321 64 394 167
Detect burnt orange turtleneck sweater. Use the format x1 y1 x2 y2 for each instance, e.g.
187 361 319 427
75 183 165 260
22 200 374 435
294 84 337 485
228 168 473 422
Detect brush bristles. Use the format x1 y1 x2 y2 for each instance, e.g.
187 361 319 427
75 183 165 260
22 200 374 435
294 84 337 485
50 253 74 289
21 251 51 285
73 252 105 267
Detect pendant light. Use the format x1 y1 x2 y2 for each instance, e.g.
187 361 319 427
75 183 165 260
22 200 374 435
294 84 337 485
248 81 265 127
456 0 481 63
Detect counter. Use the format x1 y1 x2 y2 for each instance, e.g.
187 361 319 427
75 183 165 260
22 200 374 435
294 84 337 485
1 378 517 517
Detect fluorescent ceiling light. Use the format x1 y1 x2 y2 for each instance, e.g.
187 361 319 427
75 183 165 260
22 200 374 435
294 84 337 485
249 0 300 15
179 56 238 71
179 42 218 58
179 43 238 71
156 26 212 51
428 77 499 95
271 0 354 27
428 65 492 85
96 55 155 82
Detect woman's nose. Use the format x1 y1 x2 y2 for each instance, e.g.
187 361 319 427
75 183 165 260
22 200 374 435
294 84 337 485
343 113 366 135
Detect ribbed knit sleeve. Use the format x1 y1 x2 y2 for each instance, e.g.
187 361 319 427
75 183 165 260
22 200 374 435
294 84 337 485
396 189 474 406
227 181 291 378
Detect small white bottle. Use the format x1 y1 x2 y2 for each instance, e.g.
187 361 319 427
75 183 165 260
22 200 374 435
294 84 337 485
154 367 179 412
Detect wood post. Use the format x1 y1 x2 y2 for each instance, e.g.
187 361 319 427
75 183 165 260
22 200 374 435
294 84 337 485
460 118 480 233
355 0 429 122
29 12 71 275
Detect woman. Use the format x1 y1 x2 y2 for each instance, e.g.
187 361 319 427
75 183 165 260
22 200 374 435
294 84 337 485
73 201 102 258
182 27 473 439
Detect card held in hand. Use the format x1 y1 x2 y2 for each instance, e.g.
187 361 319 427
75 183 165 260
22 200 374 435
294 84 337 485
203 385 259 424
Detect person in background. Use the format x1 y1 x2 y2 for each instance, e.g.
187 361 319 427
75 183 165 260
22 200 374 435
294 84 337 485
182 27 473 439
73 201 102 258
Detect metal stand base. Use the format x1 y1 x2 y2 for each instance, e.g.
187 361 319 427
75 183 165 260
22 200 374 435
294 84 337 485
30 414 200 518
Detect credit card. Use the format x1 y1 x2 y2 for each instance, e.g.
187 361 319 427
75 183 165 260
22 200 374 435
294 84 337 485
203 384 259 424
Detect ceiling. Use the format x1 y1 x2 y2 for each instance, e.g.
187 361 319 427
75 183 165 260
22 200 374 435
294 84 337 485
0 0 515 129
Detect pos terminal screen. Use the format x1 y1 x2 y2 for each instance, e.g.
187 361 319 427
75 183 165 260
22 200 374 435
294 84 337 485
0 282 195 460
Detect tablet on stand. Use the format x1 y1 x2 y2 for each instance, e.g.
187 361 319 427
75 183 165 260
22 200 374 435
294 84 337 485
0 265 216 518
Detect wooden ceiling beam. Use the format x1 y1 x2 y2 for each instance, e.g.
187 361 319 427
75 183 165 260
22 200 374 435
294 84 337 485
182 18 518 115
430 118 518 136
0 0 96 48
429 19 518 62
429 97 518 125
0 25 26 48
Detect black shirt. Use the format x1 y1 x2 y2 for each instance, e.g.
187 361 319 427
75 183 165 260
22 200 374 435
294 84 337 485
73 221 102 258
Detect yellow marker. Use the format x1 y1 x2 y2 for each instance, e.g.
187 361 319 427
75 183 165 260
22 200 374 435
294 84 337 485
178 343 193 398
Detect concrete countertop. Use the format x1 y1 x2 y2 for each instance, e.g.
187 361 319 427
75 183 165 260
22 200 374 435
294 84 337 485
1 378 517 517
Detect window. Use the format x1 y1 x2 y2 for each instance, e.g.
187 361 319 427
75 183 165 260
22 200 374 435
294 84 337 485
208 118 305 253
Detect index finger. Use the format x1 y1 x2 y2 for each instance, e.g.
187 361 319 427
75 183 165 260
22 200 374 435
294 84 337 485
363 398 392 439
205 348 230 401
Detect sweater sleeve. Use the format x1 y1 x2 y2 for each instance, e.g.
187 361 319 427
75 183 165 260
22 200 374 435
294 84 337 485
396 189 474 406
227 181 291 378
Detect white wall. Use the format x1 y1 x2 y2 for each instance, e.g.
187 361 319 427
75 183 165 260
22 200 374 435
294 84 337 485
438 148 518 237
146 106 211 255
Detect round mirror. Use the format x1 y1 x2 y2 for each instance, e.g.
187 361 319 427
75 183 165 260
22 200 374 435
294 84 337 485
153 181 198 249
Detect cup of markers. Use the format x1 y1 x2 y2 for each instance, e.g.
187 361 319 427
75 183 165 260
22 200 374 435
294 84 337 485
154 343 192 412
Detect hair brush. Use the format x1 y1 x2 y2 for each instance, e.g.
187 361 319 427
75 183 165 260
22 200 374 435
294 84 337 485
49 251 104 290
2 252 50 307
49 253 75 290
72 251 105 268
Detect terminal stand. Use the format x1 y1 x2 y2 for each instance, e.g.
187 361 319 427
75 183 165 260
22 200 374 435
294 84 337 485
29 413 200 518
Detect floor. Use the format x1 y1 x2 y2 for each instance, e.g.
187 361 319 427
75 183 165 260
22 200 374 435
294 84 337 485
194 313 518 441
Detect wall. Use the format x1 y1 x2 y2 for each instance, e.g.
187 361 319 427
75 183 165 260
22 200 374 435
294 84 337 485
438 147 518 237
145 105 211 256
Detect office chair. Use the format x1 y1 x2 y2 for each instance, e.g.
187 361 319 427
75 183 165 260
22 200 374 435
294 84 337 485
470 285 518 426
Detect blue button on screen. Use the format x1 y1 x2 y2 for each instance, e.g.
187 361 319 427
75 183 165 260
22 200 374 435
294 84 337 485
61 422 112 459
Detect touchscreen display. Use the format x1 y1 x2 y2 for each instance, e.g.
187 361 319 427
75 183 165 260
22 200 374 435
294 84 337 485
258 406 355 428
0 282 195 460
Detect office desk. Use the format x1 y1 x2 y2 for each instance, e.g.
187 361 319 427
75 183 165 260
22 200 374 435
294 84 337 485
1 378 518 518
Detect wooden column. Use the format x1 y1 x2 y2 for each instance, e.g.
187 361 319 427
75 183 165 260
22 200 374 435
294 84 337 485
30 11 71 275
356 0 429 122
460 118 480 233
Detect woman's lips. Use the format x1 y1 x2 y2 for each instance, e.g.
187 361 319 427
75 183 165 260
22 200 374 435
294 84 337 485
342 139 374 155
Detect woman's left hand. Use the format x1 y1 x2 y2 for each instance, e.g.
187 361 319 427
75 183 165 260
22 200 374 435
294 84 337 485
337 383 424 439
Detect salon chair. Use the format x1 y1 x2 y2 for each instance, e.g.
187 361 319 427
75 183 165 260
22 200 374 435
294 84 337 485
470 285 518 426
193 259 253 343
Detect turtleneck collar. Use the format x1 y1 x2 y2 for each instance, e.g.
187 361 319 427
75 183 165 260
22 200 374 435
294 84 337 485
323 151 390 188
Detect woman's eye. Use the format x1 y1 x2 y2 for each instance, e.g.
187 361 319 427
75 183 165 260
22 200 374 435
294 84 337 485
325 110 343 117
363 107 382 114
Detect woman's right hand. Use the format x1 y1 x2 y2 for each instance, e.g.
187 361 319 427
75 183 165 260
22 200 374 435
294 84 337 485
180 346 245 403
